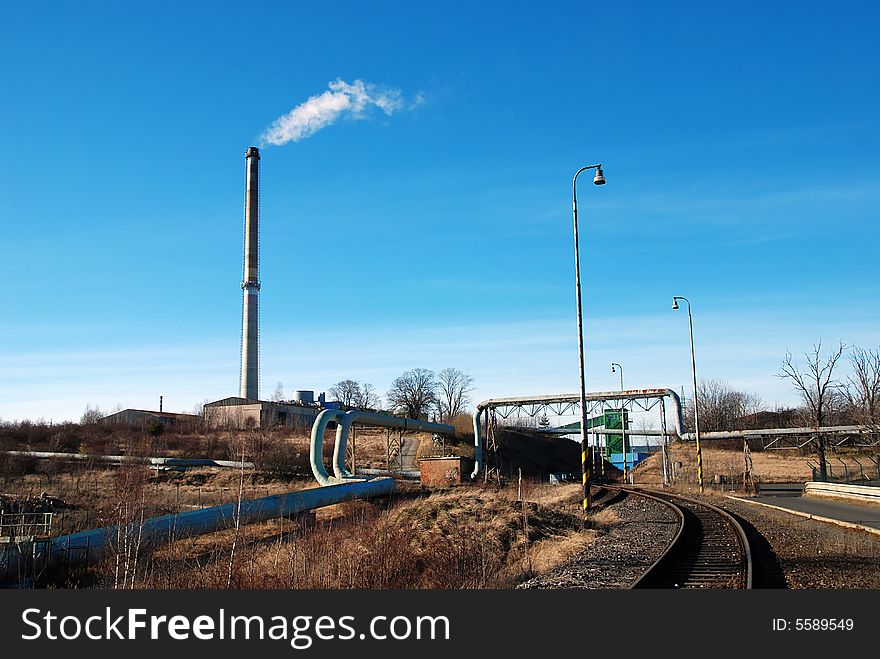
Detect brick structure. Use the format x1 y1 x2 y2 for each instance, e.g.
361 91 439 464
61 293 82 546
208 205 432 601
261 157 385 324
419 456 474 487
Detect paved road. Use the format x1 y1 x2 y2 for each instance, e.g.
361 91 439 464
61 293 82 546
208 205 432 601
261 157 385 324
737 483 880 530
399 436 421 471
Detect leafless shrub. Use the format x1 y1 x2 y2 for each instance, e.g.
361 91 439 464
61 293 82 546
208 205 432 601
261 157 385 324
252 437 308 477
106 463 150 589
80 404 103 425
846 346 880 433
683 379 763 432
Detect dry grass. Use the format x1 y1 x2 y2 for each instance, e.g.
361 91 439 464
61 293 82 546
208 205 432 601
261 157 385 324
0 464 313 537
525 482 582 508
62 479 595 589
589 507 621 527
528 531 596 574
1 422 602 589
634 443 816 487
0 423 448 537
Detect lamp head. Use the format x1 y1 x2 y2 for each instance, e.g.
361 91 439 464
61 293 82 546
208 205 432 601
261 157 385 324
611 364 616 373
672 298 680 310
593 167 606 185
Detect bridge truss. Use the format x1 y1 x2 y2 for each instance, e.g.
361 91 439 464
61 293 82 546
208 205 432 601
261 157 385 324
471 388 684 482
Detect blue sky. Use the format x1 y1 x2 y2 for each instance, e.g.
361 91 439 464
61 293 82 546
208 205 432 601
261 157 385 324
1 1 878 422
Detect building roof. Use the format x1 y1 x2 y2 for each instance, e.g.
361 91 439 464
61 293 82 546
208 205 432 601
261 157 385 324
204 397 261 407
204 397 321 409
101 409 201 421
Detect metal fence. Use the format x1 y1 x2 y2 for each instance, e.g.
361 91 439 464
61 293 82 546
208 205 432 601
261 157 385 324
808 456 880 483
0 512 53 540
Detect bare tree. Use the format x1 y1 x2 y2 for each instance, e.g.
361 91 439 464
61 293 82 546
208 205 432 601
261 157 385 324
271 381 285 402
192 399 210 417
227 436 247 589
329 379 360 408
353 382 381 410
778 340 846 481
436 368 474 422
110 463 148 589
846 346 880 432
386 368 438 419
80 404 103 425
683 379 763 432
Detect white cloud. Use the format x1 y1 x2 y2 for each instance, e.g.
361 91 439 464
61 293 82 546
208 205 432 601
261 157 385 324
260 79 417 146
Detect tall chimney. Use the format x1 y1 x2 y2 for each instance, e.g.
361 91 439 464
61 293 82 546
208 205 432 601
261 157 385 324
240 147 260 400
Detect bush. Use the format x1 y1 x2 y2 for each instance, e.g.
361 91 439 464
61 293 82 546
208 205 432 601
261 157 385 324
2 455 38 477
253 438 307 477
146 421 165 437
80 404 103 425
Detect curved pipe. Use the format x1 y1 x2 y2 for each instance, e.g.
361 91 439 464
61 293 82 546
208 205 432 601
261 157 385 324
310 409 345 485
332 413 357 479
314 409 455 484
666 389 684 437
471 407 485 479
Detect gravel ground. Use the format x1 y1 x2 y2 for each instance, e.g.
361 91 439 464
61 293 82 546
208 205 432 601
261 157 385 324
518 492 678 589
519 488 880 589
712 495 880 589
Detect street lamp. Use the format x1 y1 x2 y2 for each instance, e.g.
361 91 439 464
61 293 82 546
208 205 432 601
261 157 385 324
572 163 605 515
611 362 628 482
672 295 704 494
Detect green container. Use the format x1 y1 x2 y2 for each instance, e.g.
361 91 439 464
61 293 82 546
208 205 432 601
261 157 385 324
603 408 630 454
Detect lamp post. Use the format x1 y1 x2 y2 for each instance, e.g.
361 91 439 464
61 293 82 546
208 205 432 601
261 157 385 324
572 164 605 515
611 362 627 482
672 295 704 494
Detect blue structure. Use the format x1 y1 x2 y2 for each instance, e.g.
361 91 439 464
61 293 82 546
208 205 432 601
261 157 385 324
607 451 651 471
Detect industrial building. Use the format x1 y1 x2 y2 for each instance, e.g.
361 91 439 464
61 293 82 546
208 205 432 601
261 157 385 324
101 409 201 431
203 391 331 430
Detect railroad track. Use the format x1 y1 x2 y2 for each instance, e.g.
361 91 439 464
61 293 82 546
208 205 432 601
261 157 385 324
618 487 753 589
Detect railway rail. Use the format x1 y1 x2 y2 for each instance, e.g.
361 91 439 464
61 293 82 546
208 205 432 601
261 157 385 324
613 487 752 589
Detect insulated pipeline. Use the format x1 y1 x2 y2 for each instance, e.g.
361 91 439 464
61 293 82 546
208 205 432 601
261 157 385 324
2 478 396 582
311 409 455 486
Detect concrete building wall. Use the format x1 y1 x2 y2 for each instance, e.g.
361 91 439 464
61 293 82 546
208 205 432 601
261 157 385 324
204 398 320 430
204 403 262 429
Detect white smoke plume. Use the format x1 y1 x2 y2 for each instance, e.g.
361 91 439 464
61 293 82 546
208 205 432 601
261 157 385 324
260 79 417 146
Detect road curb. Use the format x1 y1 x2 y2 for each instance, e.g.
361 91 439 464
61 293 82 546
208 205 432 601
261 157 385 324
725 495 880 537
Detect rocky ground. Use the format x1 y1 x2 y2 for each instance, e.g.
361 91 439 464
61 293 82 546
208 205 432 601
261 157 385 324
518 490 678 588
519 486 880 589
712 495 880 589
